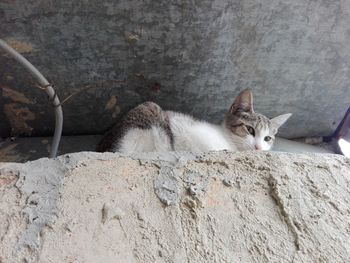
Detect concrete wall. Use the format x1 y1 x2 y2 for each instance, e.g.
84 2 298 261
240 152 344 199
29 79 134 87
1 0 349 138
1 151 350 262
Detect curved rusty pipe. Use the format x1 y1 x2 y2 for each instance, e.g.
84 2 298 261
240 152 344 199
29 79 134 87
0 39 63 158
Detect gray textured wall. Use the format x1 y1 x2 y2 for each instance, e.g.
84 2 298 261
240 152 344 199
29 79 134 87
0 0 349 139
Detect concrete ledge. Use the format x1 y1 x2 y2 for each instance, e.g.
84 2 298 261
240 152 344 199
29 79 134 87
0 135 335 163
0 151 350 262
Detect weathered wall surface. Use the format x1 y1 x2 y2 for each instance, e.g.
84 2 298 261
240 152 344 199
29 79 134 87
0 151 350 262
1 0 350 138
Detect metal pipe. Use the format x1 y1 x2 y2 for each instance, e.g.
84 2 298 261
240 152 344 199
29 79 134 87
0 39 63 158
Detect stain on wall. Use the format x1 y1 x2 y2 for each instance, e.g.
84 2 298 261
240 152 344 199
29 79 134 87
0 0 349 138
3 104 35 135
2 87 34 104
105 95 117 110
4 38 36 53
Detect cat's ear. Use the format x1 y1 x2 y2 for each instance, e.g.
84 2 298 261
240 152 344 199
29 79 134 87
230 89 254 114
271 113 292 129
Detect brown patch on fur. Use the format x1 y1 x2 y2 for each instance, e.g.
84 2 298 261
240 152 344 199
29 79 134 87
97 102 174 152
230 89 254 113
225 109 274 138
227 89 274 137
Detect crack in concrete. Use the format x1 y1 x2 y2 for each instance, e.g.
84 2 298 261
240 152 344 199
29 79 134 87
268 175 301 252
0 218 10 242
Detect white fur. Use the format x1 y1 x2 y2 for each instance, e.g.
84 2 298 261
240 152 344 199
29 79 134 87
249 127 272 151
116 126 172 153
169 112 237 152
117 111 238 154
117 111 291 154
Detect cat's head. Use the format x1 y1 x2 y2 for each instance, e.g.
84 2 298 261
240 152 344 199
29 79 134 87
224 89 292 151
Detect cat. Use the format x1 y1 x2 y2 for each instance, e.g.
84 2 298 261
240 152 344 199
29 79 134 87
96 89 292 154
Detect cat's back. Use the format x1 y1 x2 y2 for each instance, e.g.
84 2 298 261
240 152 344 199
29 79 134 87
166 110 196 129
96 101 232 153
96 101 172 152
166 110 233 152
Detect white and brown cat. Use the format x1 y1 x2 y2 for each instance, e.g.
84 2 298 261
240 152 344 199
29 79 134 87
97 89 291 153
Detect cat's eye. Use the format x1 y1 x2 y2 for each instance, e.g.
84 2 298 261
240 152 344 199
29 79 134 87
246 126 255 136
264 136 272 142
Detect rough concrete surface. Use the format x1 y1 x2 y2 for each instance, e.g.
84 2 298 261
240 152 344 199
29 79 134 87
1 0 350 138
1 151 350 262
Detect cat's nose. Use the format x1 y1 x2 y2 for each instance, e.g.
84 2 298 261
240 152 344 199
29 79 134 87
254 145 262 150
